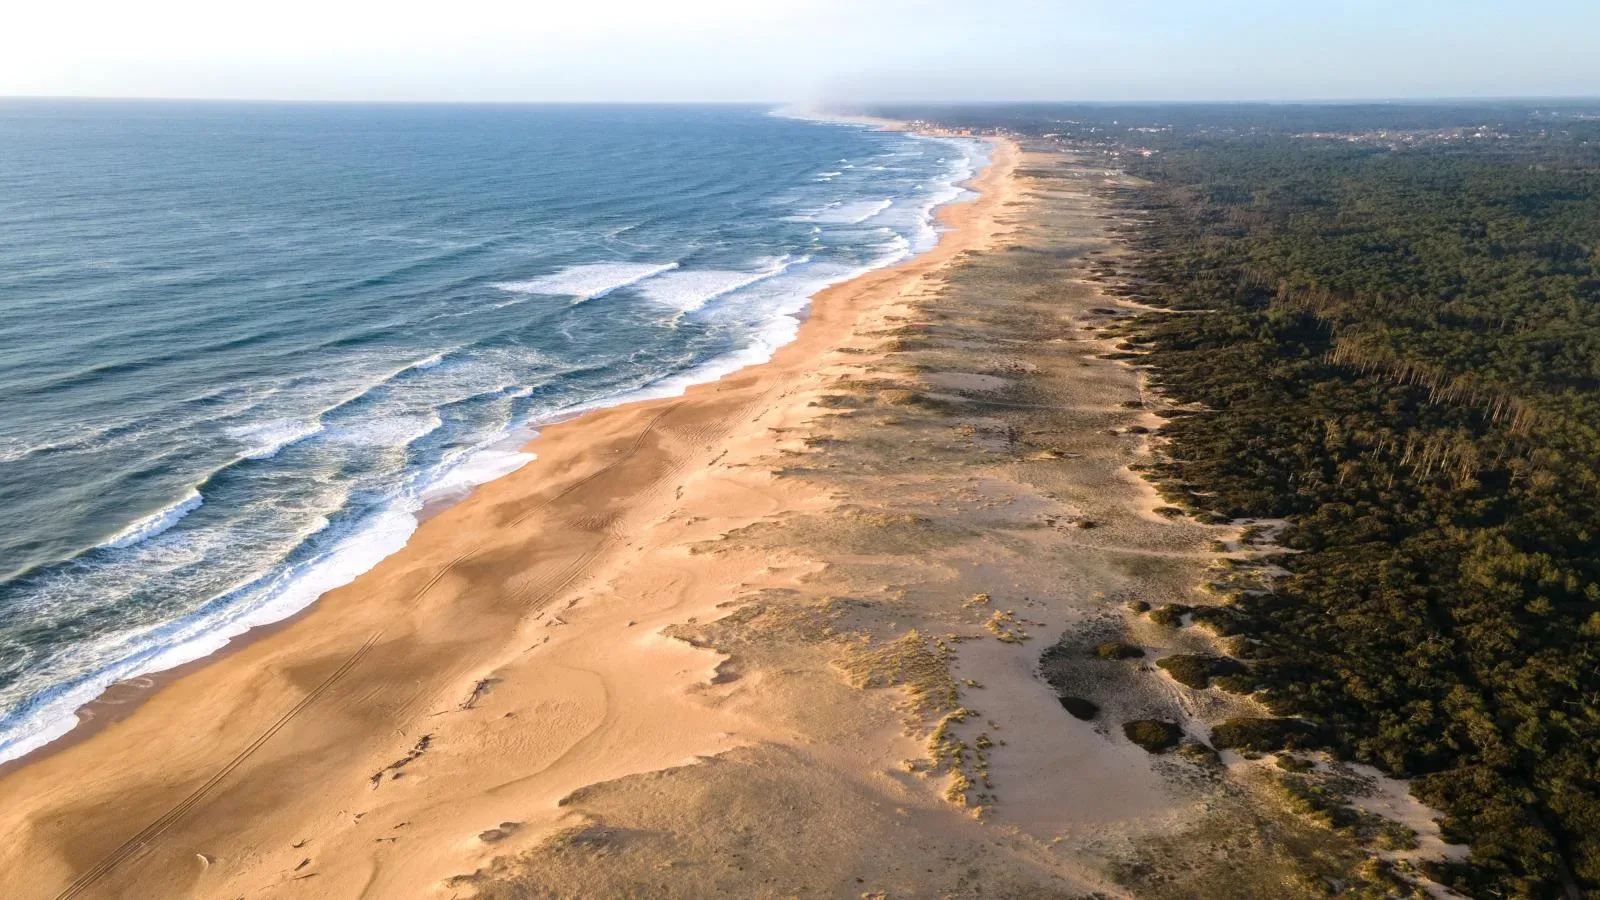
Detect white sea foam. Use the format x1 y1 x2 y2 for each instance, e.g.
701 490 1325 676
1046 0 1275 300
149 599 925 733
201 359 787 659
493 261 680 303
324 412 444 448
229 419 325 460
0 429 534 765
421 447 536 502
0 502 422 765
97 489 204 550
795 198 894 226
409 350 449 371
637 255 811 312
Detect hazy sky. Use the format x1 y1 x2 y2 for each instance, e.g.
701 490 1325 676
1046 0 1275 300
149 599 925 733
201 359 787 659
4 0 1597 102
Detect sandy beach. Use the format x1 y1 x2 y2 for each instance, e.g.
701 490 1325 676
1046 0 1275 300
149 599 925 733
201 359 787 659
1 131 1454 899
0 136 1025 897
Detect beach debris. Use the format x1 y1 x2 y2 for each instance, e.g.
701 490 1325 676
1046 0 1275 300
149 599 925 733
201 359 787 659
460 678 499 710
294 858 312 872
370 734 432 789
195 853 213 868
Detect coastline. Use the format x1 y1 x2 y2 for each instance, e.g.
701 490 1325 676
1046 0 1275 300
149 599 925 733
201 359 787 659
0 117 989 774
0 129 1021 897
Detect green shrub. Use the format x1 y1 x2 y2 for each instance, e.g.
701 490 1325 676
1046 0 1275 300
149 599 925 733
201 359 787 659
1188 605 1243 635
1156 654 1245 689
1123 719 1184 753
1210 673 1261 694
1210 717 1324 752
1094 641 1146 660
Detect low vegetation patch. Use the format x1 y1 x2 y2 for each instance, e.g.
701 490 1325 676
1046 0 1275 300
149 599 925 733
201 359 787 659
1123 719 1184 753
1146 603 1191 627
1155 654 1245 690
1210 717 1324 753
1094 641 1146 660
834 630 959 717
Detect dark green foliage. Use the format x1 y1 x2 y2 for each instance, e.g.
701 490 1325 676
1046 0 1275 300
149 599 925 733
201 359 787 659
1209 673 1260 695
1094 641 1146 660
1123 719 1185 753
1125 599 1152 613
1188 605 1243 636
1058 695 1100 721
895 100 1600 894
1155 654 1245 689
1115 122 1600 897
1210 717 1325 753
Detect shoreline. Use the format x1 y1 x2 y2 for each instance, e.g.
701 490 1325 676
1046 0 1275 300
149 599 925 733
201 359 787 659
0 127 1020 897
0 117 990 776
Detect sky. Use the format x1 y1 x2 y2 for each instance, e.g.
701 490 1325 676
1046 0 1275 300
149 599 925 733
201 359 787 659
3 0 1598 103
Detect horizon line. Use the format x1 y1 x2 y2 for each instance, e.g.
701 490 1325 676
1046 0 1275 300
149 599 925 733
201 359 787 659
3 94 1600 107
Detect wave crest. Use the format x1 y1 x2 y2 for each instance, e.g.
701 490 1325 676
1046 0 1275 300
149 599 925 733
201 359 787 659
97 489 204 550
493 262 680 304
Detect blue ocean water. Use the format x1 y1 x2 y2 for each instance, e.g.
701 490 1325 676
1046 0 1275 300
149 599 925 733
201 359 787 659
0 102 986 763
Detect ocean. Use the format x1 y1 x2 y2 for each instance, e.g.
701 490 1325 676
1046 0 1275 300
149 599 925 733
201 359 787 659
0 102 986 764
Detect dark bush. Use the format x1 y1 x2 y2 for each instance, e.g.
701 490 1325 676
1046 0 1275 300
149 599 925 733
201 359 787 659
1123 719 1184 753
1210 717 1324 752
1188 605 1243 635
1094 641 1146 660
1156 654 1245 689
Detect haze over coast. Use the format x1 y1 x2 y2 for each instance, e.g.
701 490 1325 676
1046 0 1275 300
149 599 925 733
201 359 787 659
4 2 1600 898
